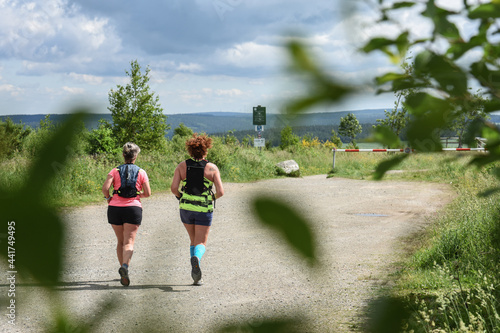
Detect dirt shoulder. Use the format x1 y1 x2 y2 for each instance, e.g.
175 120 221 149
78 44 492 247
1 175 454 332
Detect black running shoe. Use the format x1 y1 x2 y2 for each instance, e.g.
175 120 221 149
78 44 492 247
118 266 130 286
190 256 202 285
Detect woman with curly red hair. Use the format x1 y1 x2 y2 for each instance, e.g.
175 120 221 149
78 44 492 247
171 134 224 285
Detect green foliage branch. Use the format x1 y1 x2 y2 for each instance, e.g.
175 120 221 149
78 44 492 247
283 0 500 331
108 60 169 150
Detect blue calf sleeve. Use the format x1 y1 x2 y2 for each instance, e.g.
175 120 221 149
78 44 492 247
194 244 206 260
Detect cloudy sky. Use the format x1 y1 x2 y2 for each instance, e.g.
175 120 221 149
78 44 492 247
0 0 440 116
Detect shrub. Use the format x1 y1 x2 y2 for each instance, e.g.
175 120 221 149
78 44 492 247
86 119 120 155
207 136 231 171
280 125 300 150
0 118 31 160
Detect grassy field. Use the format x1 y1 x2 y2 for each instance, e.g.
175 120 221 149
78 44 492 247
2 139 499 332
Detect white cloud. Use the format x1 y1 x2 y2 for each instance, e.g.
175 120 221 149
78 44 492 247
0 0 122 74
62 86 85 94
177 63 203 72
67 73 103 85
0 84 23 96
180 92 204 106
214 88 243 97
216 42 284 69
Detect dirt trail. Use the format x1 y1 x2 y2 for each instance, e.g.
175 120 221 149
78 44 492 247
1 175 453 332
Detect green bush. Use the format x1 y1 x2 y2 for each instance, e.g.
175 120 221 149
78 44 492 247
280 125 300 150
22 116 56 157
207 136 232 171
86 119 120 155
0 118 31 160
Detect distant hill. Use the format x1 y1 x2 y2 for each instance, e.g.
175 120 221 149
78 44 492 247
3 110 498 139
0 109 388 137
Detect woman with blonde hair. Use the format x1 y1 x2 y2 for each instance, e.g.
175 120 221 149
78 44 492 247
102 142 151 286
171 134 224 285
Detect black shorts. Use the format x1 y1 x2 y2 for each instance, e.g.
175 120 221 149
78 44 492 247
180 209 213 226
107 206 143 226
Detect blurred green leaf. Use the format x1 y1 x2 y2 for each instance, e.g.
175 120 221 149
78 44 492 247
423 0 461 39
483 99 500 113
373 154 409 180
463 118 485 147
286 96 325 115
469 124 500 167
375 72 409 85
392 1 416 9
362 37 398 53
253 197 316 264
404 93 456 152
287 40 320 75
470 61 500 91
373 125 402 148
414 51 467 95
218 318 303 333
0 111 88 285
362 32 409 63
367 296 409 333
286 40 352 115
469 3 500 19
448 22 488 60
478 187 500 197
46 297 116 333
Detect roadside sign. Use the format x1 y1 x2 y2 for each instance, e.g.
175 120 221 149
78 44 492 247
255 125 264 132
253 105 266 125
254 138 265 147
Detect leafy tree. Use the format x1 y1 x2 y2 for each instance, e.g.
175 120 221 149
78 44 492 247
86 119 120 155
108 60 169 150
279 125 300 150
338 113 361 147
0 117 31 159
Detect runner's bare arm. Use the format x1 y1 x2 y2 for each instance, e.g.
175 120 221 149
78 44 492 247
140 181 151 198
102 174 113 199
211 164 224 199
170 164 183 197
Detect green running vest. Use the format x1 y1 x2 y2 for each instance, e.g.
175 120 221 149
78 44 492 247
179 159 214 213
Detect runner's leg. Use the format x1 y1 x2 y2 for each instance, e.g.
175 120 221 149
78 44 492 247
111 224 124 265
122 223 140 266
193 225 210 259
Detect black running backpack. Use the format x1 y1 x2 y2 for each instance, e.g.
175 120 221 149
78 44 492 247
113 164 141 198
184 159 208 195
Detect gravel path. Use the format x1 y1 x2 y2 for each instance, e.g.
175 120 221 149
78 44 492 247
1 175 453 332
